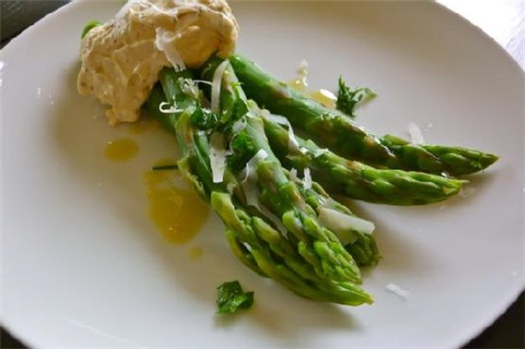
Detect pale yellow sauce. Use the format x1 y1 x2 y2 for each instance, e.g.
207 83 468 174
105 138 139 161
288 80 336 109
188 246 203 260
288 77 308 92
309 89 337 109
144 167 209 244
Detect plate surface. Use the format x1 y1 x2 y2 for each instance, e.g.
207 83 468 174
1 0 523 348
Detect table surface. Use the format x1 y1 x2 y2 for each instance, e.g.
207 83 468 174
1 0 524 348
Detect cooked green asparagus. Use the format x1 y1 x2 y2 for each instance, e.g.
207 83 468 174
263 119 465 205
229 54 498 176
144 67 374 305
200 57 364 284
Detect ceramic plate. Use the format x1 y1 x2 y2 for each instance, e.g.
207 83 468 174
2 0 523 347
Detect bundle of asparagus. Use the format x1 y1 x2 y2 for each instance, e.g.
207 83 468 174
79 0 499 307
229 55 498 177
141 55 497 305
145 64 378 305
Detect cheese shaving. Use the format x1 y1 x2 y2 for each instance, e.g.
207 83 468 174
303 168 312 190
210 132 228 183
385 283 410 300
262 111 304 154
155 28 186 72
192 79 213 87
408 122 425 144
179 78 199 99
260 205 288 236
313 148 329 158
159 101 183 114
318 207 375 241
290 168 300 183
231 119 247 135
211 60 230 113
240 150 269 208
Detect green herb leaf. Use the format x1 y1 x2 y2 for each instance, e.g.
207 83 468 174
81 20 102 39
336 76 377 118
231 94 249 121
190 107 221 130
216 281 254 314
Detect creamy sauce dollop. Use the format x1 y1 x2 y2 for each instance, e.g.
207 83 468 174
77 0 239 125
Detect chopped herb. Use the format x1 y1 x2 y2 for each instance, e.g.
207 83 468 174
231 94 249 121
190 106 221 130
336 76 376 118
216 281 254 314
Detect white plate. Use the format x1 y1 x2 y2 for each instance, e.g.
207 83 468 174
2 0 523 348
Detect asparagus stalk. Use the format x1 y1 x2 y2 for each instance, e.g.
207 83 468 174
295 176 381 266
264 119 466 205
200 58 363 284
201 56 382 264
144 68 373 305
229 54 498 176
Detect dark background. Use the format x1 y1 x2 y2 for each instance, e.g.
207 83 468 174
0 1 523 348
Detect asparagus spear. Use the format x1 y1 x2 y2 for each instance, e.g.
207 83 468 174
200 58 364 285
201 56 383 255
201 56 382 263
264 119 466 205
229 54 498 176
144 69 373 305
295 176 381 266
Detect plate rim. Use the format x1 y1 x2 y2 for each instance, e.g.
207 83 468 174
1 0 523 348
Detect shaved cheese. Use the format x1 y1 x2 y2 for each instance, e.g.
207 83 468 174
303 168 312 190
385 283 410 300
240 150 268 208
211 60 230 113
318 207 375 238
155 28 185 71
313 148 329 158
231 119 247 134
408 122 425 144
289 168 300 183
260 205 288 236
289 168 312 191
159 101 182 114
192 79 214 87
210 132 228 183
179 78 199 99
262 112 304 154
